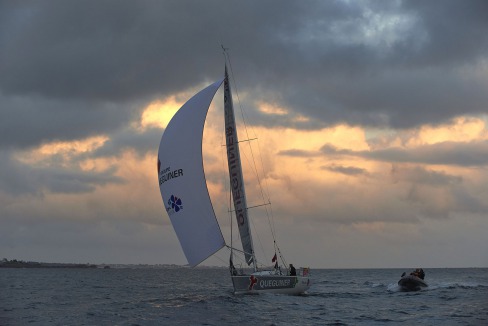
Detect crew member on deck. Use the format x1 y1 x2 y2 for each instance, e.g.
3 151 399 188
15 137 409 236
289 264 296 276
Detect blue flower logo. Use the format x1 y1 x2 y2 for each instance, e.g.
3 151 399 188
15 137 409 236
168 195 183 213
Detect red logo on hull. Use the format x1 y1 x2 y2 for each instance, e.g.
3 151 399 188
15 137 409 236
249 275 257 290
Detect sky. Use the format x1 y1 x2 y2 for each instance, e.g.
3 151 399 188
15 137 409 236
1 0 487 268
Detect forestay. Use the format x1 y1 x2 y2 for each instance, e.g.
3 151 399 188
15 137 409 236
157 79 225 267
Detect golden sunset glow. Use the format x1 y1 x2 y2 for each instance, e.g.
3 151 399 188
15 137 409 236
14 135 109 167
139 97 183 130
79 156 118 173
408 117 487 146
3 1 488 272
257 102 288 115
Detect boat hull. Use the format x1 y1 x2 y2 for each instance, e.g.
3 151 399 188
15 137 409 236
398 275 428 291
231 274 310 295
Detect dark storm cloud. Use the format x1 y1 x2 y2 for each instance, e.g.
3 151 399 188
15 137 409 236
1 0 487 193
320 140 488 167
0 151 122 197
42 166 123 194
1 0 487 138
321 141 488 166
0 94 137 150
401 0 488 66
90 127 162 158
278 139 488 168
0 0 225 101
226 0 488 130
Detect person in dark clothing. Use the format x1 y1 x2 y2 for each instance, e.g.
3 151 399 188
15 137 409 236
289 264 296 276
419 268 425 280
410 268 425 280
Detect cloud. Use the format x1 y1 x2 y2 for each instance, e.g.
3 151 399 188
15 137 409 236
1 1 487 133
390 164 462 186
277 149 320 158
0 94 139 150
322 164 368 176
321 140 488 167
1 1 488 267
90 127 162 158
264 117 488 225
0 149 123 197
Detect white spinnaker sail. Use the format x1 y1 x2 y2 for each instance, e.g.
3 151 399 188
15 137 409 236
157 79 225 267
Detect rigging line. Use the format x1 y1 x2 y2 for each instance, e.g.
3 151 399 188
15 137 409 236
231 59 276 244
225 244 253 257
222 48 281 269
255 137 278 240
246 134 278 244
226 246 247 267
226 245 258 268
223 50 278 244
227 202 270 213
277 246 287 268
212 247 232 266
223 49 281 267
224 245 247 268
224 49 258 265
220 138 257 146
247 204 268 267
223 51 255 159
229 176 233 254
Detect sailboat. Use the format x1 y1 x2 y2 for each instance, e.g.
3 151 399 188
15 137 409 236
157 58 310 295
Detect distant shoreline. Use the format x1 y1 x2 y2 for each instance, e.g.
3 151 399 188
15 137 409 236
0 259 97 269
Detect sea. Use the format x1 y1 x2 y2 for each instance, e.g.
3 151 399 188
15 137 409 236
1 267 487 325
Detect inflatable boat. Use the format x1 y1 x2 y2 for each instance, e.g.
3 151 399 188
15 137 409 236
398 274 428 291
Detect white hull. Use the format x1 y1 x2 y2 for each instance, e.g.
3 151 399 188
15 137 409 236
231 270 310 295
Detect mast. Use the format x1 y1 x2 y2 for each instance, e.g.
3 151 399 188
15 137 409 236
224 65 256 269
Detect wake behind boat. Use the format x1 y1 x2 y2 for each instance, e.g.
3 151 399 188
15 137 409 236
398 269 427 291
157 52 310 295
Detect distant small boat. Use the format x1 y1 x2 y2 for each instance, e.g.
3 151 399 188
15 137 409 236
398 270 428 291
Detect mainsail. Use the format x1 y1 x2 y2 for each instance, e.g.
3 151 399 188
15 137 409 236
157 79 225 267
224 66 255 265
